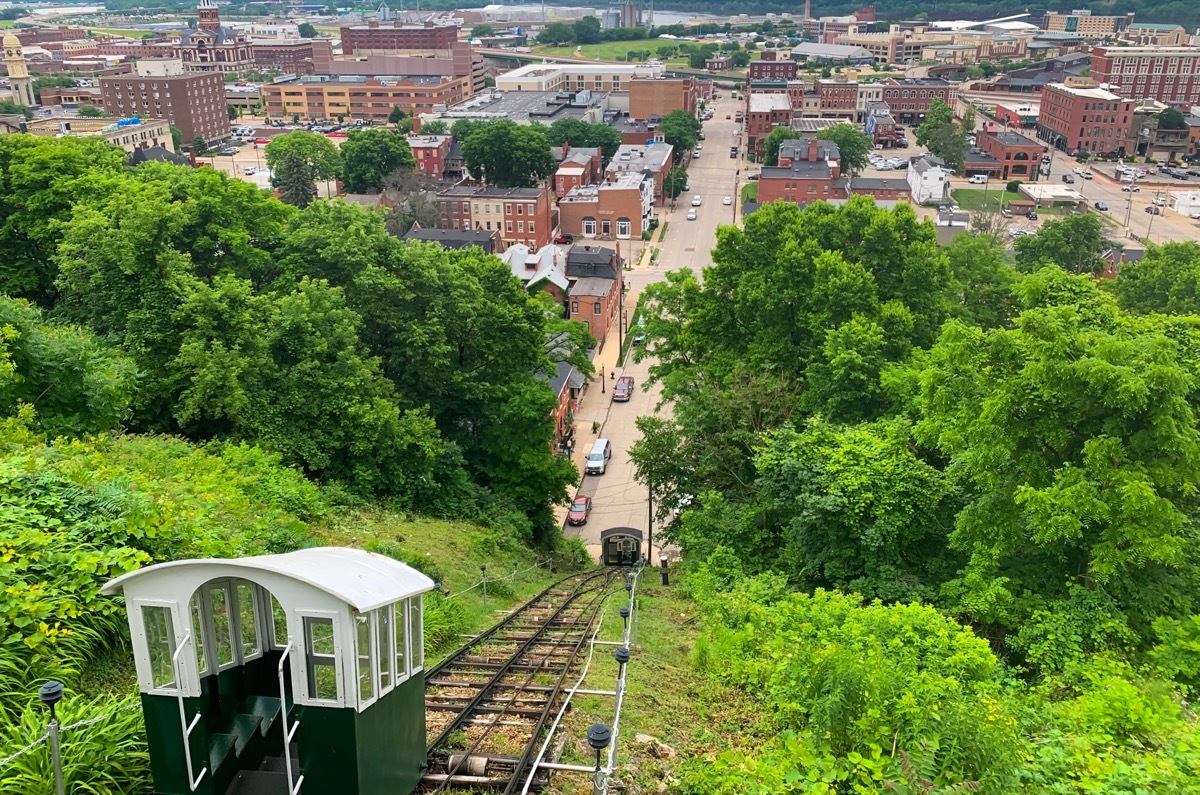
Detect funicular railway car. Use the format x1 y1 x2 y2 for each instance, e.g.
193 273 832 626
101 547 434 795
600 527 643 566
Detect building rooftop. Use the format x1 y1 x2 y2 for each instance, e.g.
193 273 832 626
791 42 874 59
761 160 834 179
988 130 1041 147
1045 82 1124 100
284 74 449 86
407 133 452 147
885 77 954 87
792 118 856 132
1125 22 1185 31
438 185 545 198
403 228 500 251
570 276 616 297
436 89 611 124
748 93 792 113
606 142 672 173
849 177 910 190
912 153 948 173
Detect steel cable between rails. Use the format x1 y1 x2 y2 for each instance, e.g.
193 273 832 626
424 569 619 795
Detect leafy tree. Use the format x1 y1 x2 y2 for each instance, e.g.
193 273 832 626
755 418 953 600
385 190 440 237
659 108 702 163
664 166 688 200
31 75 78 103
0 134 128 306
192 135 208 153
1158 107 1187 130
536 22 574 45
547 117 591 147
687 49 708 69
388 105 407 126
419 119 448 135
339 128 415 193
1013 213 1112 275
573 15 602 44
227 104 239 122
914 268 1200 630
818 123 872 178
915 98 968 172
584 123 622 161
1117 242 1200 315
170 125 183 151
264 130 340 182
461 120 555 187
0 296 137 437
297 21 318 38
471 23 494 38
450 118 487 142
732 50 752 67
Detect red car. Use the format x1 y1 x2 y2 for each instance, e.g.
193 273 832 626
554 234 573 245
567 494 592 525
612 376 635 403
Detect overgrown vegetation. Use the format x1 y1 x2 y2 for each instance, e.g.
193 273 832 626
630 198 1200 791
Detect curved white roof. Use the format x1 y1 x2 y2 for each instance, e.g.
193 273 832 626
101 547 435 612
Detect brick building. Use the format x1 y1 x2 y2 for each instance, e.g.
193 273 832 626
975 128 1045 181
436 185 554 250
13 25 86 45
407 133 455 178
252 39 332 75
565 246 623 347
99 59 229 150
847 177 911 201
880 78 957 124
1036 80 1134 156
749 58 798 82
173 0 253 75
263 74 471 122
558 172 654 240
758 137 841 204
39 86 105 108
606 142 673 204
1090 46 1200 108
340 21 458 55
552 145 603 196
628 75 696 120
816 79 859 120
745 93 793 155
1043 11 1135 37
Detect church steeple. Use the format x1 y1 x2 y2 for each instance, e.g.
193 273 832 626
3 33 35 107
197 0 221 32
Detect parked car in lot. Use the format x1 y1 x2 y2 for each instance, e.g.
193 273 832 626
1146 206 1162 215
613 376 635 402
554 234 573 244
242 166 257 175
566 494 592 526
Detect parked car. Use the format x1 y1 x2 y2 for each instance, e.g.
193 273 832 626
1081 172 1093 180
1026 211 1039 220
1094 201 1109 211
631 331 646 346
1154 196 1167 206
566 494 592 526
1121 184 1141 192
242 166 257 175
1009 228 1030 237
693 150 701 159
254 138 271 145
1073 167 1085 175
1146 206 1161 215
220 147 239 156
613 375 635 402
722 196 732 205
554 234 573 244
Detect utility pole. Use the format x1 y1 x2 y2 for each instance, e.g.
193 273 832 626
646 480 653 562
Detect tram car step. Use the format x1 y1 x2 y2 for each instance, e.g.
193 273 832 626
225 769 290 795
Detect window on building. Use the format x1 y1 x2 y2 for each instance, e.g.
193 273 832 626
594 302 602 315
572 301 579 313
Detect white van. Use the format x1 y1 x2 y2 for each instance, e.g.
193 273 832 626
586 439 612 475
968 174 989 184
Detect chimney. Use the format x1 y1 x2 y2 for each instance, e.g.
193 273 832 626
808 137 818 161
562 140 569 159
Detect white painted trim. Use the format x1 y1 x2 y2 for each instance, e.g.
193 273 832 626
295 610 346 708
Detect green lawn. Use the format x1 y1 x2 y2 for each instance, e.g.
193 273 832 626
741 182 758 203
951 188 1020 212
535 38 688 66
0 20 15 28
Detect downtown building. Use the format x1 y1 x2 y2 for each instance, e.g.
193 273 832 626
1090 46 1200 107
1036 79 1134 156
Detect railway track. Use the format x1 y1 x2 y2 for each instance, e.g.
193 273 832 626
420 568 623 794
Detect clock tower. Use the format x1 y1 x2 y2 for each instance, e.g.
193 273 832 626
3 33 35 108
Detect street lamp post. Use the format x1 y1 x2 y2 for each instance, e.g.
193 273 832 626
39 680 66 795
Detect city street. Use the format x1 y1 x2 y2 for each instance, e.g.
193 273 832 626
562 95 745 562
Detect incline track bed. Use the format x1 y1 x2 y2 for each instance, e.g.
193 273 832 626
420 568 622 794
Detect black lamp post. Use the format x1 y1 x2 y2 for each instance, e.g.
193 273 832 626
38 680 66 795
587 722 612 795
660 552 670 586
614 646 630 680
619 606 631 635
480 565 487 607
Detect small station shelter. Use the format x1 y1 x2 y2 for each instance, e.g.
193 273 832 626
102 547 435 795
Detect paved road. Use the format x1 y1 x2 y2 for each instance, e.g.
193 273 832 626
564 96 745 561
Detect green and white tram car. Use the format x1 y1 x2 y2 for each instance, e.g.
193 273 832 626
102 547 435 795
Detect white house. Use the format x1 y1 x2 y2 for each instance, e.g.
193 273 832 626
908 154 952 206
1168 190 1200 218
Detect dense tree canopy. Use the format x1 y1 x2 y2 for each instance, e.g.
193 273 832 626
461 120 555 187
659 109 703 163
338 128 415 193
915 98 969 172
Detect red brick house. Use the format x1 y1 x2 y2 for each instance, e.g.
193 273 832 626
566 246 624 348
975 128 1045 181
745 93 793 156
758 137 841 204
407 133 454 179
552 145 603 197
436 185 555 250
